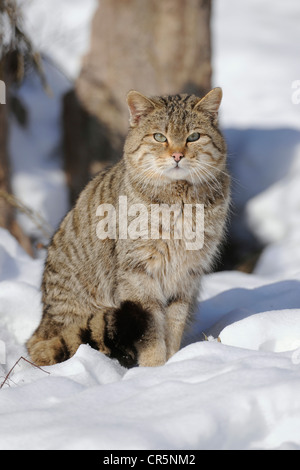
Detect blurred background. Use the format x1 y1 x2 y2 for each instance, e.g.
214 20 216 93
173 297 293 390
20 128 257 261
0 0 300 275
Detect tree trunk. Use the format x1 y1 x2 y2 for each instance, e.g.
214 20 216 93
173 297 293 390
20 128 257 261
64 0 212 202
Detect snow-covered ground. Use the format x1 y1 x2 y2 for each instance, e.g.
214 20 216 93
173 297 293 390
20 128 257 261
1 0 300 450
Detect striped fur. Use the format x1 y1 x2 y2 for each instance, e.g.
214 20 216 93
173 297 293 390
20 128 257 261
27 88 230 367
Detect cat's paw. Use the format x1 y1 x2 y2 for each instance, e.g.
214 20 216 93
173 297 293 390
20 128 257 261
138 343 167 367
27 336 69 366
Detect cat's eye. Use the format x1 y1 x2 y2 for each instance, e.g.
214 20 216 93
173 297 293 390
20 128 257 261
187 132 200 142
154 133 167 143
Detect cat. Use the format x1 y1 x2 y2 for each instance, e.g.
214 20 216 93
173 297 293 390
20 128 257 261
27 87 230 368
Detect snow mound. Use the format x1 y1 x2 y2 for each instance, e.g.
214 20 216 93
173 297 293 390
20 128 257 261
1 229 300 450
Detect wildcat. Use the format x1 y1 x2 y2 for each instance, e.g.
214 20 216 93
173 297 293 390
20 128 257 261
27 87 230 368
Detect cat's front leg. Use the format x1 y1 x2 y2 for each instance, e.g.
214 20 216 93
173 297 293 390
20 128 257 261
136 302 167 367
108 262 168 367
165 297 191 360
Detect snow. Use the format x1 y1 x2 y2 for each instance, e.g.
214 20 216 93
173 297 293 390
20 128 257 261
1 0 300 451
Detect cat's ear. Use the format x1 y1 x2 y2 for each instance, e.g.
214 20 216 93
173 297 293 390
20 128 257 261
127 91 155 126
194 87 223 117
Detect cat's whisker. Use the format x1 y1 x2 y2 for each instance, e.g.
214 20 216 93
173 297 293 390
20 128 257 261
201 170 222 192
200 161 229 179
200 160 241 188
190 163 217 186
197 162 224 186
192 165 224 195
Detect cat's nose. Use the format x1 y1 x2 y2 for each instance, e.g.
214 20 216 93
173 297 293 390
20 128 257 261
172 152 184 162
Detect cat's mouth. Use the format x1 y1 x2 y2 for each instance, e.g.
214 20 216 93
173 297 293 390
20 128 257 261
163 162 190 181
171 160 183 169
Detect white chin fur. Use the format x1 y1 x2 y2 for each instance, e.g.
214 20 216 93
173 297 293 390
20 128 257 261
163 166 191 182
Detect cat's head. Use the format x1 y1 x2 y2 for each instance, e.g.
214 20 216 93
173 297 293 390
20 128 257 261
124 88 227 187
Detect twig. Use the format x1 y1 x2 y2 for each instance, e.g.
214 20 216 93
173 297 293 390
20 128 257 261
1 0 50 93
0 356 50 389
0 189 53 239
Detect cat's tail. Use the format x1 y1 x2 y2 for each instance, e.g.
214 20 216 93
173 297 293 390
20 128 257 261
27 300 151 368
104 300 151 368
